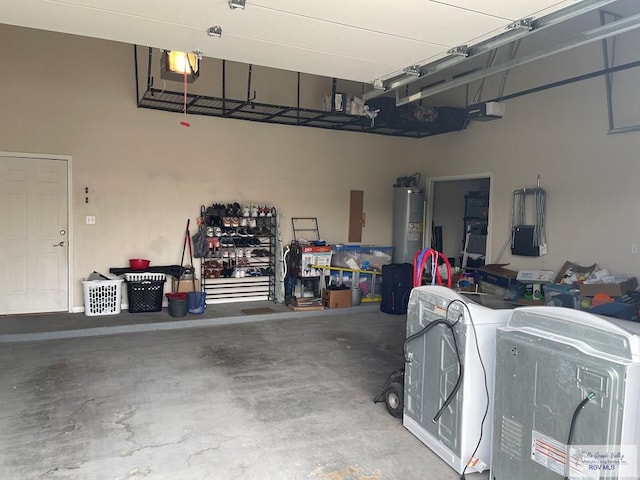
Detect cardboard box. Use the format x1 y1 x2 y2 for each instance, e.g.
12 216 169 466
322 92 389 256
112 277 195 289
171 277 200 293
300 245 333 278
322 289 351 309
517 270 556 283
475 264 519 289
554 261 599 285
579 277 638 298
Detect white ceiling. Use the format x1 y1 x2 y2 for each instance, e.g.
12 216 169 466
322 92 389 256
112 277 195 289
1 0 586 83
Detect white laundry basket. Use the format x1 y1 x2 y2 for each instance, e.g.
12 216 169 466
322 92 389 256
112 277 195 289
81 278 124 316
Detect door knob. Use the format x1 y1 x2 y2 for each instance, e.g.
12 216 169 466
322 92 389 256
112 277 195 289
53 241 66 247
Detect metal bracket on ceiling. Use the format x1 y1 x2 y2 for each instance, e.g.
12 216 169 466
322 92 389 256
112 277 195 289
371 78 385 91
403 65 421 77
207 26 223 38
229 0 246 10
507 18 534 32
446 45 469 57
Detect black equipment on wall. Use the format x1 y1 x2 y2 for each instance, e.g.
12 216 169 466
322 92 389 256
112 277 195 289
511 177 546 257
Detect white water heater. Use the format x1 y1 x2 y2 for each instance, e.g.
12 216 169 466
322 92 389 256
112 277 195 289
392 186 424 264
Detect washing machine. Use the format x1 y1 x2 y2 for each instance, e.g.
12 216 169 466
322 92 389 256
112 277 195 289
403 286 513 474
491 306 640 480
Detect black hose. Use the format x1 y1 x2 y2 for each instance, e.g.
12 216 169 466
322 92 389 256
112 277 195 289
564 392 595 480
403 318 464 424
433 323 463 424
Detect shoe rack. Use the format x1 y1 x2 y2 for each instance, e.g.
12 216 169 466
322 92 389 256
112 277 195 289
199 202 277 303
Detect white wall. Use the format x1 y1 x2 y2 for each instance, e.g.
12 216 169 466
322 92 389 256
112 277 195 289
4 22 640 311
406 30 640 279
0 25 421 309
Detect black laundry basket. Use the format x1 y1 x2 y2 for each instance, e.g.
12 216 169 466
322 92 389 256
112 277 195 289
127 280 164 313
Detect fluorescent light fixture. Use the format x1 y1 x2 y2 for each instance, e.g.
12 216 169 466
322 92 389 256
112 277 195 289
229 0 245 10
160 51 199 83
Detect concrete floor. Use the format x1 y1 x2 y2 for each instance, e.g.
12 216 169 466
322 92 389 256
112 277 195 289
0 303 490 480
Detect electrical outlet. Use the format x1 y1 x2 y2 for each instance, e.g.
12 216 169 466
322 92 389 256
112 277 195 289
632 243 638 255
539 243 547 255
86 215 96 225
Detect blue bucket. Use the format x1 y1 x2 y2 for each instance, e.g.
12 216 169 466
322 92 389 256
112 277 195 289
188 291 206 314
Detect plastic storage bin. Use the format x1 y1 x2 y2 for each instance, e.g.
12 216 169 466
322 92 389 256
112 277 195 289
125 273 166 313
82 278 123 316
331 245 393 271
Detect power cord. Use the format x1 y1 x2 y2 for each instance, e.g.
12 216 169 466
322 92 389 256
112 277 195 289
564 392 596 480
454 299 489 480
403 296 492 480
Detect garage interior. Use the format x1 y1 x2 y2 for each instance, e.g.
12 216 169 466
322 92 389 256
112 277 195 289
2 0 640 479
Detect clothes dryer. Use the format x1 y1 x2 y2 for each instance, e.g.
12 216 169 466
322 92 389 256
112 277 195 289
403 286 512 474
491 307 640 480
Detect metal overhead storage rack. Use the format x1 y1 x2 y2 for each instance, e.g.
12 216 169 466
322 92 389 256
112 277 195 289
133 47 468 139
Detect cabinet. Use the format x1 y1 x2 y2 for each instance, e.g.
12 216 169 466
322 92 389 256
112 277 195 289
461 193 488 268
198 203 277 303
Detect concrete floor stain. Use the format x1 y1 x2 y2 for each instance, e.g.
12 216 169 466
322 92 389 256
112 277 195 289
310 465 383 480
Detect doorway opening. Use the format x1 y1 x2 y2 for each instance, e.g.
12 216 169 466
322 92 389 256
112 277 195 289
425 174 492 270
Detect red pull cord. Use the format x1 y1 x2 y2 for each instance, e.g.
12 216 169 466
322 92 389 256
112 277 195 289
180 65 190 127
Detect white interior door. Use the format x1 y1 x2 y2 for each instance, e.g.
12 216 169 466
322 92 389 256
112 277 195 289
0 155 69 314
